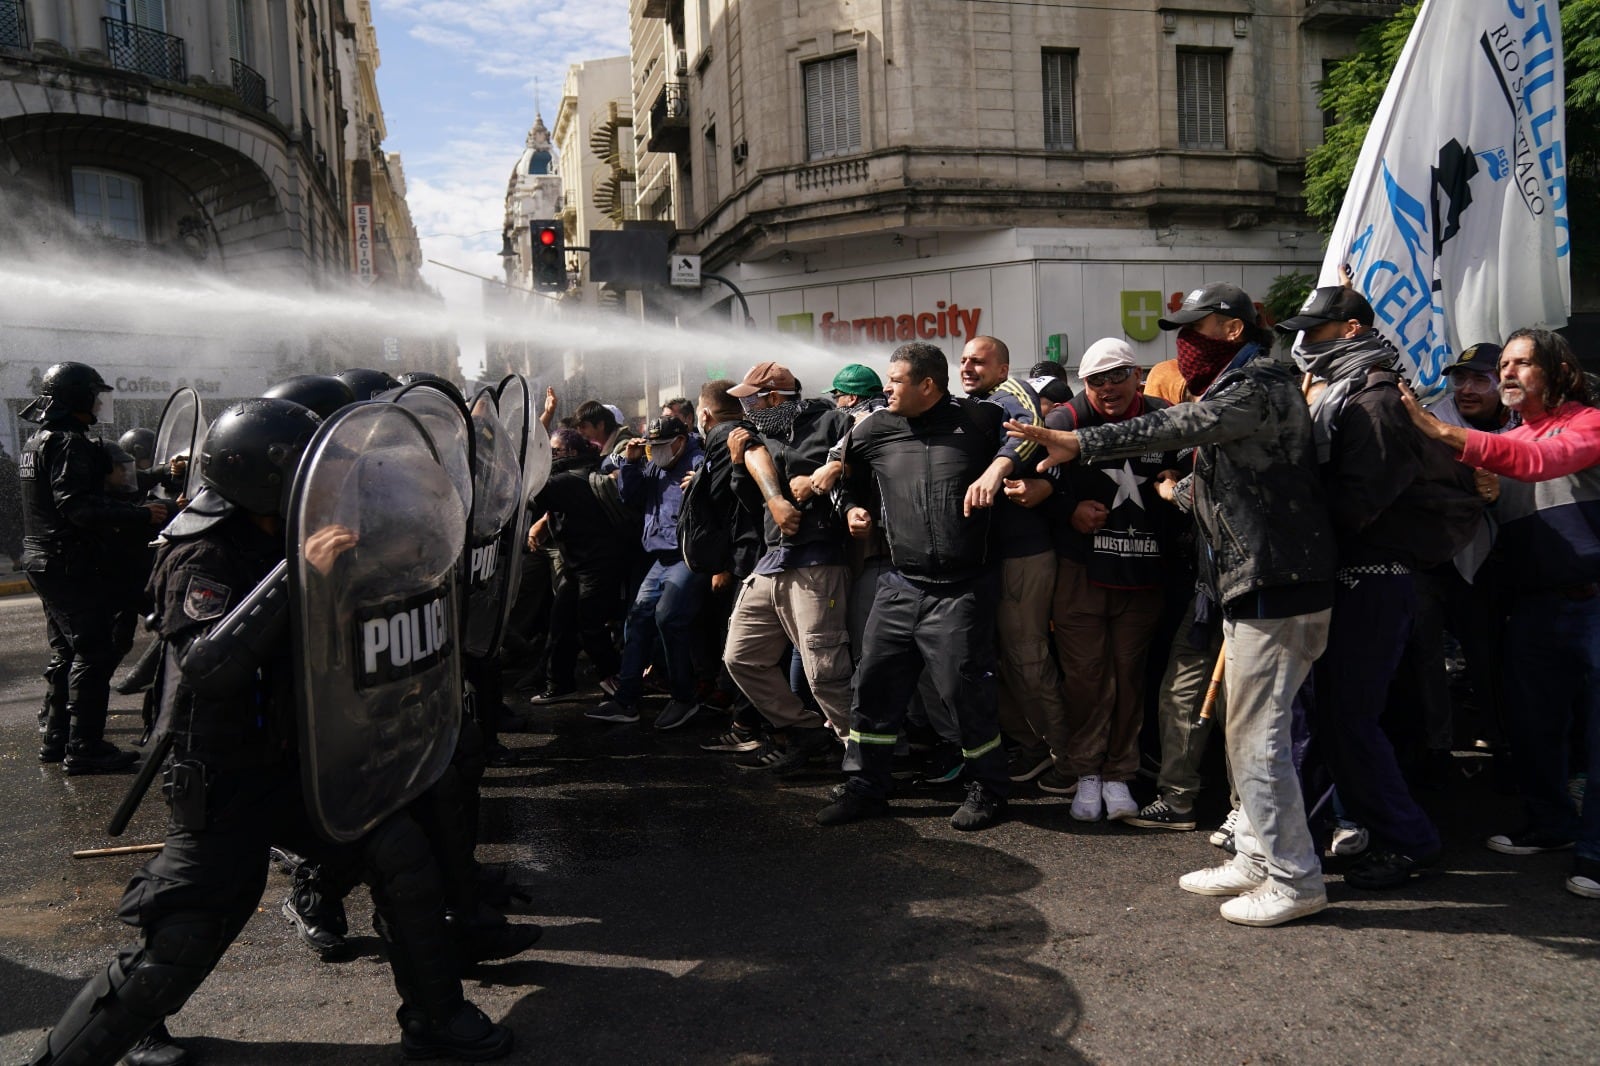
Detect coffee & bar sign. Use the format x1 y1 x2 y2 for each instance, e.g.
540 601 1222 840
776 302 984 345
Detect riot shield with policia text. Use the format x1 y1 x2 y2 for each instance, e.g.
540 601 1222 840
461 388 522 659
287 402 467 843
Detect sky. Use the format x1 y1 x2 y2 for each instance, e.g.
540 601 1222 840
369 0 631 375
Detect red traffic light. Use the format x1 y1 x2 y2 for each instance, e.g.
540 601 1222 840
538 227 558 246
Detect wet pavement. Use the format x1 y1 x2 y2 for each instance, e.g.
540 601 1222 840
1 589 1598 1064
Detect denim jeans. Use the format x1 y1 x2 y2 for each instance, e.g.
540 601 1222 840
1504 593 1600 861
615 558 709 706
1221 609 1331 899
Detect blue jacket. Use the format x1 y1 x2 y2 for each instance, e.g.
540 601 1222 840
618 439 704 555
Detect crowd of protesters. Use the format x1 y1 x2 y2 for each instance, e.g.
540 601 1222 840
507 280 1599 929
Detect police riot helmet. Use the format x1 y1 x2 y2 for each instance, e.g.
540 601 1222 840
21 362 113 423
118 427 157 464
336 367 401 401
99 440 139 495
200 398 322 517
263 374 357 420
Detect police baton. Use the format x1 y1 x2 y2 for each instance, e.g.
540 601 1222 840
107 729 175 837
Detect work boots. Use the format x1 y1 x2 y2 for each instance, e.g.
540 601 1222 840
63 739 138 775
397 1002 513 1062
281 864 352 962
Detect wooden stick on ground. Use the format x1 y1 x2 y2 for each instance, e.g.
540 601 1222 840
1199 644 1227 721
72 843 164 860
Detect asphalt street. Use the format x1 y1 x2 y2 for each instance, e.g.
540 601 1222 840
1 590 1597 1065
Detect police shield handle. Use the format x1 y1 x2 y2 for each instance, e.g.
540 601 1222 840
305 524 359 575
1005 419 1080 472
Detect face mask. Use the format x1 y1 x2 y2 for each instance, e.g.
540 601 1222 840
646 441 680 466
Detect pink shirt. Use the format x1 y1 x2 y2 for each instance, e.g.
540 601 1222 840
1459 401 1600 482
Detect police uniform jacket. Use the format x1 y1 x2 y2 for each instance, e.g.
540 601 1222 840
20 417 152 574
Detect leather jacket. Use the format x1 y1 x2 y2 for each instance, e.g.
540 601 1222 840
20 419 152 575
1075 345 1337 606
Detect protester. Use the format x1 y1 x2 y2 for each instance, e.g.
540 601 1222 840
1009 283 1340 927
1403 328 1600 900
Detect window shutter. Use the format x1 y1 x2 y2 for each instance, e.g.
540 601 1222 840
1043 51 1075 150
1178 50 1225 149
805 54 860 161
132 0 164 31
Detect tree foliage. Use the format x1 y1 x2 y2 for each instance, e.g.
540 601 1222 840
1305 0 1598 277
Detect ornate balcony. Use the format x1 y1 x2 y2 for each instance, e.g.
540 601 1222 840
103 17 186 83
231 58 268 112
0 0 27 49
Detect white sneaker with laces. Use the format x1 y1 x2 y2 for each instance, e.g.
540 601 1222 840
1328 823 1370 857
1070 775 1103 822
1219 882 1329 927
1209 807 1241 848
1179 861 1265 897
1103 780 1137 820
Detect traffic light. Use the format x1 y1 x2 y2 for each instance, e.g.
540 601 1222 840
531 221 567 292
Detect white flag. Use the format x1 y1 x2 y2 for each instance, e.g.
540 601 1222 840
1322 0 1570 391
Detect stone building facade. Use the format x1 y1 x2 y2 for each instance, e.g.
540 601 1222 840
0 0 442 455
631 0 1398 375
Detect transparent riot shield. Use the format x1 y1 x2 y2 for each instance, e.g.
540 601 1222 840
153 387 201 500
287 402 466 844
462 389 521 659
392 381 475 533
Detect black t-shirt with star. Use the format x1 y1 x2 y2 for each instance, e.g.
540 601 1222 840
1045 393 1186 590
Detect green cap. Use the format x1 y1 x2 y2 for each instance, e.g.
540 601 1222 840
831 363 882 397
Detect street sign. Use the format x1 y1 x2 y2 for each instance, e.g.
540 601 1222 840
351 203 375 286
670 254 701 287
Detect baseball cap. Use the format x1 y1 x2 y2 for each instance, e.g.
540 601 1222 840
1079 338 1139 379
1028 376 1073 404
643 416 688 443
603 403 626 426
1158 283 1259 330
1275 286 1376 333
1447 342 1503 378
728 360 800 398
831 363 882 397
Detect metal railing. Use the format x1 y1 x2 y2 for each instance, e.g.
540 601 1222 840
651 80 689 131
231 58 267 111
103 17 186 83
0 0 27 49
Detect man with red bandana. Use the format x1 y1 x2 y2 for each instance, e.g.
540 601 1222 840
1007 283 1340 927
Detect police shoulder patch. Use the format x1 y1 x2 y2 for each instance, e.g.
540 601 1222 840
183 576 232 622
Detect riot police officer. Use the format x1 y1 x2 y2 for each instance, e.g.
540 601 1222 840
29 398 513 1065
20 362 167 773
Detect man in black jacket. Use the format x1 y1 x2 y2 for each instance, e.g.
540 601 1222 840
19 362 167 773
1284 285 1482 889
819 342 1011 831
1009 283 1339 927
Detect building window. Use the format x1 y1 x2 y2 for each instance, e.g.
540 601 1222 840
227 0 251 64
1042 50 1077 151
1319 58 1341 134
704 125 718 205
1177 50 1226 150
71 168 145 241
804 53 860 161
105 0 165 32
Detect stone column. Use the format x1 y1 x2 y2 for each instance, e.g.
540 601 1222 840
27 0 63 53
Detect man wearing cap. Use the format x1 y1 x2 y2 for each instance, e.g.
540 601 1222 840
1036 339 1184 821
955 335 1067 786
1283 285 1483 890
721 362 857 772
818 341 1013 831
830 364 886 412
587 415 708 730
1007 284 1340 927
1411 343 1516 785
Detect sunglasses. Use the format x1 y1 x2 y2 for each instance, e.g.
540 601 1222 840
1084 366 1135 388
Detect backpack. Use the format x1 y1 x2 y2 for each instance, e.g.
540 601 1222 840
676 466 733 574
588 471 641 538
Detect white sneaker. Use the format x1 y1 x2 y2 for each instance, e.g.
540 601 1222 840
1567 872 1600 899
1179 862 1265 897
1070 775 1103 821
1328 823 1370 857
1103 780 1138 820
1209 807 1241 848
1220 882 1329 927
